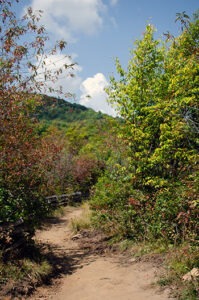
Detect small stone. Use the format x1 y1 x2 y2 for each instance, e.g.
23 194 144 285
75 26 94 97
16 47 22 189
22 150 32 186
129 258 137 263
182 268 199 282
71 233 82 240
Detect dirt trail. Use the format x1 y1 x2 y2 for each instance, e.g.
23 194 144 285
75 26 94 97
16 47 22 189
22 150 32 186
29 207 173 300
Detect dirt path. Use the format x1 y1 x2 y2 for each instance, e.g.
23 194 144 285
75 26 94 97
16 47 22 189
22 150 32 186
29 206 173 300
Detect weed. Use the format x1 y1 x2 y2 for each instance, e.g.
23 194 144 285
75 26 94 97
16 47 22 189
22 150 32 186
52 206 65 217
157 276 173 286
70 202 92 233
119 240 199 299
159 244 199 300
0 247 52 298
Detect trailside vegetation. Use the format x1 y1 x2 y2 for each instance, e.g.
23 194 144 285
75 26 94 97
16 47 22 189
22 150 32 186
91 13 199 244
0 0 73 244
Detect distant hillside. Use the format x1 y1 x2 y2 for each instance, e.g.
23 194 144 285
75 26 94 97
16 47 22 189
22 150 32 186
37 95 107 124
36 94 120 161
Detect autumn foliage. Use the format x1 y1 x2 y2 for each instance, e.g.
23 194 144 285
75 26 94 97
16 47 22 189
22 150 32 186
0 0 74 242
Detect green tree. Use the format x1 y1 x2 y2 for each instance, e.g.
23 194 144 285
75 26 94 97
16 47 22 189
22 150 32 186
92 14 198 243
149 14 199 184
107 24 167 188
107 19 199 189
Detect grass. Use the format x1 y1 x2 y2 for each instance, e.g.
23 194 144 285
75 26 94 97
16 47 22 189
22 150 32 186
127 241 199 300
130 240 173 257
0 250 52 283
52 206 65 217
161 244 199 299
0 247 52 297
70 202 92 233
20 259 52 281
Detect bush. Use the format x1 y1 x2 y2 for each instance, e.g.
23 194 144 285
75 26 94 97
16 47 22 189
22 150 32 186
90 166 199 243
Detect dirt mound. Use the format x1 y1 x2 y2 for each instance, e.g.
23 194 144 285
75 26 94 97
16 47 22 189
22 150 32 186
71 229 113 254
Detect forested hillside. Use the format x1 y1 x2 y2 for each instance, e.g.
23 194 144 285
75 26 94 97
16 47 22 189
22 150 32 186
36 94 120 195
38 95 107 124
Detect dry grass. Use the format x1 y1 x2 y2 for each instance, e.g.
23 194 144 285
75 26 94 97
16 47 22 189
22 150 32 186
70 202 92 233
0 248 52 297
127 241 199 300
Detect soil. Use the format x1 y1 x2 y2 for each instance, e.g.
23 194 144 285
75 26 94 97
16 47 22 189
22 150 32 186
25 206 174 300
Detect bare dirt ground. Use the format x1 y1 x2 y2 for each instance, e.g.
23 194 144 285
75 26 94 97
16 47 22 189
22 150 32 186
28 206 173 300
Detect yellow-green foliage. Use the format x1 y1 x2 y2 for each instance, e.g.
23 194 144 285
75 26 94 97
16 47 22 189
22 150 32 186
91 14 199 244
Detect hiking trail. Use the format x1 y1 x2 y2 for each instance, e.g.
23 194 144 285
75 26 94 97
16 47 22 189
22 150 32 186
29 206 173 300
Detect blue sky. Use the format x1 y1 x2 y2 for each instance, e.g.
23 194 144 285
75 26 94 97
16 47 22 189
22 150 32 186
18 0 198 115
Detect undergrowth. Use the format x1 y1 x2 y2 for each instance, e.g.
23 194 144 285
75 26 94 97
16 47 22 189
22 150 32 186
0 245 52 297
126 240 199 300
70 202 92 233
158 244 199 300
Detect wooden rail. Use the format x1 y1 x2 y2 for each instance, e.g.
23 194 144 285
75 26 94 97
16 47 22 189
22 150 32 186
46 192 82 207
0 192 82 252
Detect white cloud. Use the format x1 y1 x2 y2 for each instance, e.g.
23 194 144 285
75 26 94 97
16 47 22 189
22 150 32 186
80 73 116 116
35 54 82 98
109 0 118 6
30 0 106 40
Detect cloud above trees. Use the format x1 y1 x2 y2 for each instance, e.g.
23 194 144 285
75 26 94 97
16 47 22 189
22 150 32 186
80 73 116 116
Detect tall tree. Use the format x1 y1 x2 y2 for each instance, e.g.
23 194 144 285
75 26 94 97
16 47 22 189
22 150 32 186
107 24 166 188
107 17 199 189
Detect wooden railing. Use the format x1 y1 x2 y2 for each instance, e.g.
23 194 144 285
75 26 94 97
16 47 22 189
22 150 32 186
0 192 82 252
46 192 82 207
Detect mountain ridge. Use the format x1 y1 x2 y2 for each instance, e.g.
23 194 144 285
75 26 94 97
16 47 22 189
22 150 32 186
38 95 108 124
